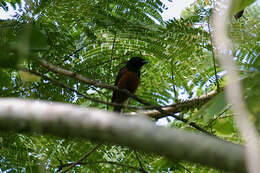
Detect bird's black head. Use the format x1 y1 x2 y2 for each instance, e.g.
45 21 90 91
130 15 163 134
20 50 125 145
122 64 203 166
126 57 148 72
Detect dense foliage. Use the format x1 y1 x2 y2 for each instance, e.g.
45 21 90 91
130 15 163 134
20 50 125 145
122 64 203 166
0 0 260 172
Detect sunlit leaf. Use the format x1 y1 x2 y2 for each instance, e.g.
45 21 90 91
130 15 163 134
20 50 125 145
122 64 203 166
230 0 256 14
193 92 228 122
19 70 41 82
213 118 235 135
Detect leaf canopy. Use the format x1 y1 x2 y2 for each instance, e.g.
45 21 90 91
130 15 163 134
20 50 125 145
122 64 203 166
0 0 260 172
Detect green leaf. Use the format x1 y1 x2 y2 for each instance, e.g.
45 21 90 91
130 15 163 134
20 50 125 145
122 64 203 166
0 69 11 87
19 70 41 82
17 24 48 52
213 118 235 135
0 44 19 68
231 0 256 14
193 92 228 122
29 27 48 50
243 72 260 119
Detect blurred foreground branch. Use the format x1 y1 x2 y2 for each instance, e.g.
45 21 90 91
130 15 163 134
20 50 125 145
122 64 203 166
0 98 246 172
212 0 260 172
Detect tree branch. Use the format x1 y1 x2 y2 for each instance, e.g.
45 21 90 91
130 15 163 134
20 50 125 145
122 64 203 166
129 89 218 119
33 57 123 93
62 144 102 173
59 160 148 173
0 98 246 172
31 58 213 135
133 150 147 173
22 66 218 119
212 0 260 172
19 68 141 110
207 15 220 91
20 68 218 136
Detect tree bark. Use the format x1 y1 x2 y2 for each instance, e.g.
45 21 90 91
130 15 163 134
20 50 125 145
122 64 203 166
0 98 246 172
130 89 218 118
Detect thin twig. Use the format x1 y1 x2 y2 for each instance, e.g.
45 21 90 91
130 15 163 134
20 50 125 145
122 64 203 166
110 32 117 61
137 89 219 119
176 162 192 173
170 60 178 103
107 32 117 110
59 160 148 173
203 105 231 129
77 57 120 73
207 15 220 92
133 150 147 173
57 158 65 172
62 143 102 173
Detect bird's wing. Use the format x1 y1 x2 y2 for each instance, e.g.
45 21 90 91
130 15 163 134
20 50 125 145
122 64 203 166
114 66 126 85
112 67 126 103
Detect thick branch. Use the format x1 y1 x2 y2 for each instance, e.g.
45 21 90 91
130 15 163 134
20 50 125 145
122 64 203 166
0 98 246 172
213 0 260 172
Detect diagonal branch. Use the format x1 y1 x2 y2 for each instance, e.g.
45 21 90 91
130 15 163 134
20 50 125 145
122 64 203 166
19 68 141 110
32 57 213 135
62 144 102 173
32 57 153 108
59 160 148 173
130 89 219 119
133 150 147 173
33 57 118 91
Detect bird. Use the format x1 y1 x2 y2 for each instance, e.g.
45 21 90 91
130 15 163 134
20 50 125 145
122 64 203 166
112 57 148 112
